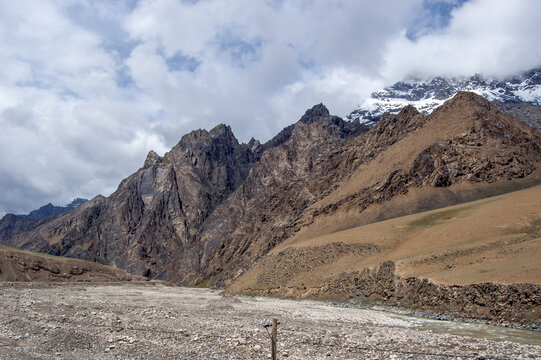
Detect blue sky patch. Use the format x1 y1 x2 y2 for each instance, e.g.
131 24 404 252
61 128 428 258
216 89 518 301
66 2 138 61
115 65 136 88
215 31 263 68
406 0 470 40
165 52 201 73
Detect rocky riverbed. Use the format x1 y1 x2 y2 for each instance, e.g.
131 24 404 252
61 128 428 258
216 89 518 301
0 282 540 359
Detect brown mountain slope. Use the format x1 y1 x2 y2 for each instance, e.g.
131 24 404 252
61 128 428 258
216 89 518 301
229 184 541 290
1 92 540 287
291 92 541 242
0 245 142 282
198 92 541 286
227 185 541 326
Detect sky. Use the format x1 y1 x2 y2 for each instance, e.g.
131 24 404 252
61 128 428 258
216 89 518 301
1 0 540 216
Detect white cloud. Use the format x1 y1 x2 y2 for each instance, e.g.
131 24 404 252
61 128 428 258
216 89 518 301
383 0 541 81
123 0 419 142
0 0 167 215
0 0 540 216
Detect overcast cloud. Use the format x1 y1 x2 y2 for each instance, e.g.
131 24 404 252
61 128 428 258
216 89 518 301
1 0 540 216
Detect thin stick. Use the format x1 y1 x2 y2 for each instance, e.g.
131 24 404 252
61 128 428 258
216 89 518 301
271 318 278 360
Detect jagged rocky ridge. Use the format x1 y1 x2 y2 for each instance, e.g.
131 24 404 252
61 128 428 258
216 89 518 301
1 92 541 286
0 199 88 251
26 198 88 219
347 67 541 131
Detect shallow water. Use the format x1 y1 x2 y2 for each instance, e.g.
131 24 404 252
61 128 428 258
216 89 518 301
387 312 541 346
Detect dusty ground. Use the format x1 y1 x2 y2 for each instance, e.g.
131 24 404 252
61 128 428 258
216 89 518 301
0 282 540 360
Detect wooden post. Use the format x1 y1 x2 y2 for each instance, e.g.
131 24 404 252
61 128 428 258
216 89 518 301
271 318 278 360
263 318 279 360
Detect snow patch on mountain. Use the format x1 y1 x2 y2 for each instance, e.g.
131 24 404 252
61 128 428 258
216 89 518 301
346 68 541 126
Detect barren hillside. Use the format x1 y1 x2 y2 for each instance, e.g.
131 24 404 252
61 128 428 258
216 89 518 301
228 185 541 326
0 245 143 282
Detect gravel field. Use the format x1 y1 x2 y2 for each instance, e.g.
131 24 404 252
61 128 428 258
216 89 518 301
0 282 540 359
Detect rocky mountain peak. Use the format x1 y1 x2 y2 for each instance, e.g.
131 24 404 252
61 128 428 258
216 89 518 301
165 123 243 166
261 103 347 152
209 123 235 140
397 104 421 118
448 90 490 104
299 103 330 124
66 198 87 208
431 91 508 124
436 90 490 110
25 198 89 220
375 104 423 130
368 104 426 146
429 77 455 100
247 137 261 153
177 124 236 147
143 150 161 168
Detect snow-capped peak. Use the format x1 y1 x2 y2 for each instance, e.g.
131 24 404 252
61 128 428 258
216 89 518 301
346 68 541 126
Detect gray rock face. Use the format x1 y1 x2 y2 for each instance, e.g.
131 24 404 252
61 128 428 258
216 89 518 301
0 123 264 279
495 101 541 132
0 215 45 243
0 199 89 247
1 93 540 285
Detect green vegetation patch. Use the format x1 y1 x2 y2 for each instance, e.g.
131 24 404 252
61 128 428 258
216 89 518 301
37 252 73 261
524 217 541 236
193 279 210 288
407 202 487 230
0 244 77 262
